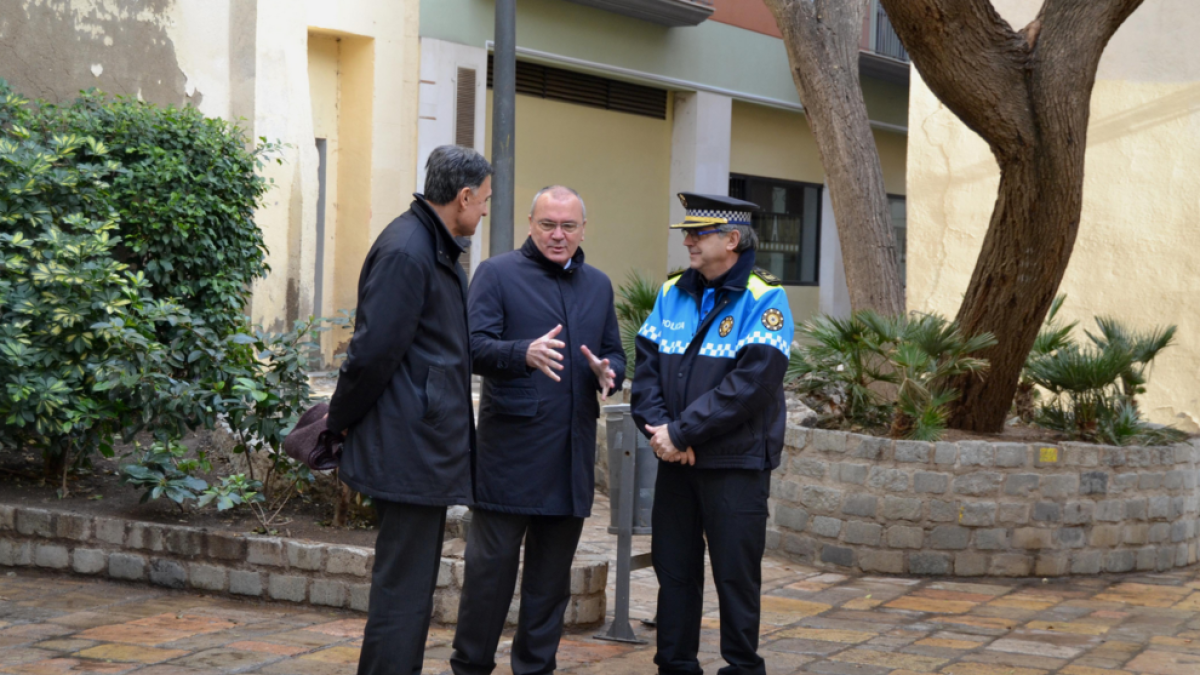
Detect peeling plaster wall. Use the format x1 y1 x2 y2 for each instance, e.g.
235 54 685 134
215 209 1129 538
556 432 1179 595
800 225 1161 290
906 0 1200 429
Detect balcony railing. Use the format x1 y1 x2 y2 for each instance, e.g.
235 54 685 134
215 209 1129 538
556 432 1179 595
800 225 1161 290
873 4 909 62
562 0 714 27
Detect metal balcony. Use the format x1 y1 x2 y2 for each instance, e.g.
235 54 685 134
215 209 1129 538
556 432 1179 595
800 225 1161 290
860 1 910 84
562 0 714 27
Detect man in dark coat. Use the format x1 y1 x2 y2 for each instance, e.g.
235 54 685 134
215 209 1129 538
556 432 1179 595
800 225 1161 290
450 186 625 675
633 193 794 675
325 145 492 675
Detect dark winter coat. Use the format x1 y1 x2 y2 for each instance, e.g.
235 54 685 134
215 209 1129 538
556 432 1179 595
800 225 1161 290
468 237 625 517
326 196 475 506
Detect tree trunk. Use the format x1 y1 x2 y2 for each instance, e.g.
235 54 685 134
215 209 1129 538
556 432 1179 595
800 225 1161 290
879 0 1146 431
765 0 905 317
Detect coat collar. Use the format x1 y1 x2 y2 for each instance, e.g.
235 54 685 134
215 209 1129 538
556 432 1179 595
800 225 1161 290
411 194 466 263
520 236 584 276
677 248 757 298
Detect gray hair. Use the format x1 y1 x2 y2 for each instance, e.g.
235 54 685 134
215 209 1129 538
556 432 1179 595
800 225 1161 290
529 185 587 221
719 223 757 253
424 145 493 205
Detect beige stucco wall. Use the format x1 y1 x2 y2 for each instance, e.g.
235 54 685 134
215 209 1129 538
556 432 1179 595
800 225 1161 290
906 0 1200 428
481 91 673 292
729 100 908 322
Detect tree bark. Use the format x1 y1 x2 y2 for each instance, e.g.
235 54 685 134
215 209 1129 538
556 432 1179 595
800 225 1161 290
879 0 1146 431
764 0 906 317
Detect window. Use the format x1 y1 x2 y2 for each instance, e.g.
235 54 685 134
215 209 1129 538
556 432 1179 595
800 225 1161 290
729 174 822 285
889 195 906 286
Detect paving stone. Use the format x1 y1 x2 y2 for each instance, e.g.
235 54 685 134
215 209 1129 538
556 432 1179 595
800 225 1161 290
72 548 107 575
841 495 876 518
914 471 950 494
149 559 187 589
229 570 263 596
1080 471 1108 495
1040 474 1078 498
886 525 924 549
108 552 146 580
801 486 844 514
960 502 997 527
895 441 931 463
908 552 952 575
959 442 995 467
866 467 909 492
883 496 922 521
953 472 1003 496
930 525 970 550
1004 474 1039 496
810 516 843 538
34 543 69 569
843 521 882 546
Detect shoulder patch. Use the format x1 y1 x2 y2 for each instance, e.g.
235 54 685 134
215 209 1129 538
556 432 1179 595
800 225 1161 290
761 308 785 332
752 267 782 286
667 268 686 279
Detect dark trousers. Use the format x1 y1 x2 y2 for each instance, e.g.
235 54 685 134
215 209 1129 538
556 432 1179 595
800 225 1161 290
450 509 585 675
652 463 771 675
357 500 447 675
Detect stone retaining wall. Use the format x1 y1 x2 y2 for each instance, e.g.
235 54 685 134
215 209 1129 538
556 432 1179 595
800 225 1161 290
766 427 1200 577
0 505 607 625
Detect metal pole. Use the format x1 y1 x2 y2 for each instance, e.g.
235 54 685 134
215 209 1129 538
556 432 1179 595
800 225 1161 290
596 412 647 644
490 0 516 256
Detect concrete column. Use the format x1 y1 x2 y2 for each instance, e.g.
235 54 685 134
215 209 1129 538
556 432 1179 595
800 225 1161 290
818 188 852 318
667 91 732 273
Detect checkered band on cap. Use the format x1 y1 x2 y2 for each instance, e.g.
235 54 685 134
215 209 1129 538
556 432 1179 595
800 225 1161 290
687 208 753 226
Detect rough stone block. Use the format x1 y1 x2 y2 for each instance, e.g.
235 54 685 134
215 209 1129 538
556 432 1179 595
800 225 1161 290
1149 522 1171 543
843 521 882 546
93 518 127 546
286 541 325 571
72 548 107 575
867 468 910 492
990 553 1033 577
1035 553 1069 577
914 472 950 494
852 436 890 460
16 509 54 538
1095 500 1124 522
1136 547 1157 571
975 528 1008 550
776 505 809 533
859 550 905 574
34 544 69 569
207 533 247 561
1124 524 1150 546
310 579 348 607
1149 496 1171 521
1071 551 1102 574
1033 502 1062 522
268 574 308 602
1041 475 1078 499
189 564 227 592
820 545 854 568
1165 470 1188 490
1090 525 1122 548
1158 546 1177 571
1171 521 1188 543
1064 501 1094 525
812 430 847 454
934 443 957 465
998 503 1029 525
1105 550 1136 573
841 495 876 518
1110 473 1139 494
163 528 204 558
785 427 809 449
781 534 816 559
0 539 32 566
908 552 952 575
955 552 989 577
350 583 371 612
246 537 284 567
792 457 826 479
960 503 997 527
326 546 370 577
1080 471 1109 495
801 486 843 514
930 500 957 522
953 472 1003 496
930 525 970 550
883 496 922 522
1058 527 1086 548
833 463 867 486
229 570 263 596
1126 498 1148 521
995 444 1029 468
55 513 92 541
894 441 931 464
1102 447 1126 467
128 523 165 551
1012 528 1053 550
959 442 995 467
108 553 146 580
1004 474 1040 497
149 559 187 589
886 525 924 549
809 516 843 538
0 505 14 531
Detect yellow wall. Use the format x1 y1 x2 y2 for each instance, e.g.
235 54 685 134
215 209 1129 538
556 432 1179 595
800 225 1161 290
482 91 673 290
905 0 1200 428
728 101 908 322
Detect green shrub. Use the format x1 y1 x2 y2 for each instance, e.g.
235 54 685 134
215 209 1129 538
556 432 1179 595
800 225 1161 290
787 311 995 441
614 271 659 379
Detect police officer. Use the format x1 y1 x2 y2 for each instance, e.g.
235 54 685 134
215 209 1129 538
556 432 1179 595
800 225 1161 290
632 193 794 675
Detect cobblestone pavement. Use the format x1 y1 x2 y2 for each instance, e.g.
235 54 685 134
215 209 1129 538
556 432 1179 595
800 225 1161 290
4 496 1200 675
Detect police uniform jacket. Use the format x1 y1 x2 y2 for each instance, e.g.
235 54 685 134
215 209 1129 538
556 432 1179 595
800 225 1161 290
326 196 475 506
631 250 794 470
468 237 626 517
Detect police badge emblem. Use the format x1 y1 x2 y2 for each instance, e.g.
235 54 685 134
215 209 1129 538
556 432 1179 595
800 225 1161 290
718 316 734 337
761 308 784 332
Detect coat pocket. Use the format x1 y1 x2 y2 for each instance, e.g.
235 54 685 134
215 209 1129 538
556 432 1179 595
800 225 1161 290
423 366 448 423
488 386 539 418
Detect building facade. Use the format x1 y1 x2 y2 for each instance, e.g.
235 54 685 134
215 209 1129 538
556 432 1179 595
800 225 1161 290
905 0 1200 429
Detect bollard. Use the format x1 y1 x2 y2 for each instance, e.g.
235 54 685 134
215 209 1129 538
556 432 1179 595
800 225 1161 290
596 404 655 644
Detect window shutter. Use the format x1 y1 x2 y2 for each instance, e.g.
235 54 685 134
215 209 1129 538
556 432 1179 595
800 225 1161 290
488 55 667 120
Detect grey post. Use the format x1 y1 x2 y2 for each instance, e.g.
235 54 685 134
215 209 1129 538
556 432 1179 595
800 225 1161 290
489 0 516 256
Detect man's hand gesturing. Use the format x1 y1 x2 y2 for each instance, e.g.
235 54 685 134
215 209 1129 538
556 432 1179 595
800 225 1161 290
580 345 616 400
527 324 566 382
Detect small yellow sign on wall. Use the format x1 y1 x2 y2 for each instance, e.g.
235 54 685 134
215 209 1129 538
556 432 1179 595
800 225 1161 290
1040 447 1059 463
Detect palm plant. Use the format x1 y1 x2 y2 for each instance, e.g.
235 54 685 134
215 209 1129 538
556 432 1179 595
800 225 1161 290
787 311 896 428
1015 295 1076 421
614 270 660 379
